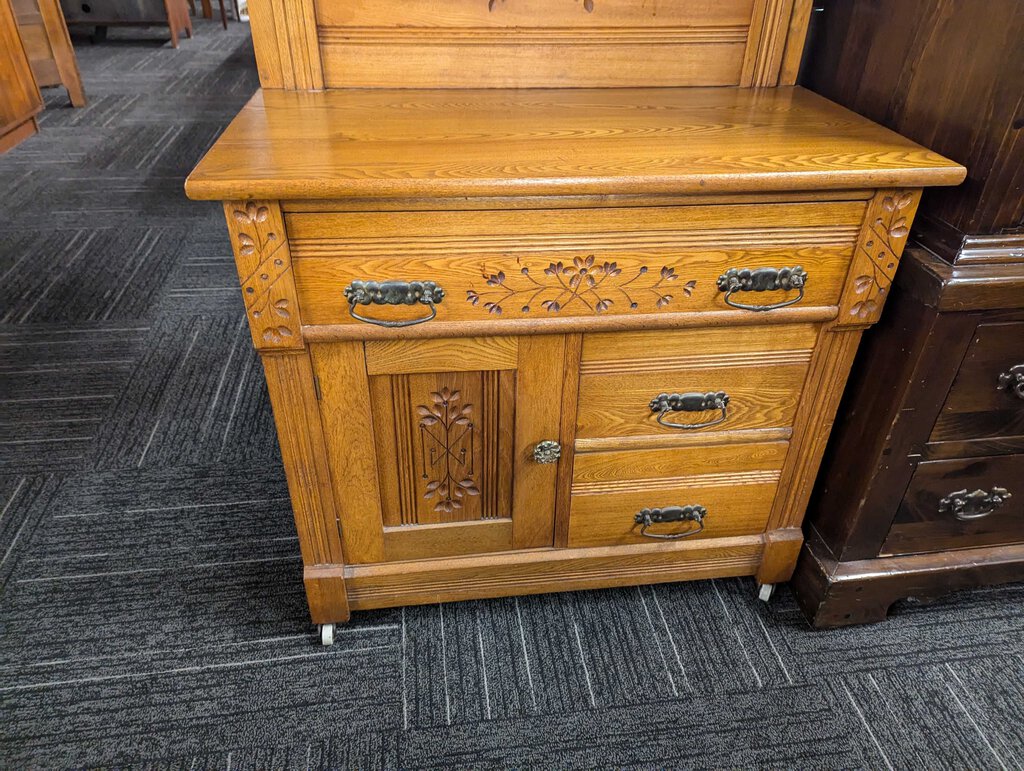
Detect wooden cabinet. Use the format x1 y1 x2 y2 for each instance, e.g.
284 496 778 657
0 0 42 153
185 0 964 639
791 0 1024 627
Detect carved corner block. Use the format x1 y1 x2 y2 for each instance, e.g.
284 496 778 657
837 189 921 327
223 200 303 351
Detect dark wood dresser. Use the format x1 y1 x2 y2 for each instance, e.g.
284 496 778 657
792 0 1024 626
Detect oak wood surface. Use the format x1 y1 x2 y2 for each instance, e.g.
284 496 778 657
568 442 787 547
12 0 85 106
576 324 815 440
244 0 807 90
326 535 765 611
184 87 965 202
0 0 41 153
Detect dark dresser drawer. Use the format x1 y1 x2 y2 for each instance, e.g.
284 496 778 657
929 322 1024 444
881 454 1024 556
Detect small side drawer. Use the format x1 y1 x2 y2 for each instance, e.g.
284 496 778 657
576 323 817 442
930 321 1024 444
567 442 787 548
882 454 1024 556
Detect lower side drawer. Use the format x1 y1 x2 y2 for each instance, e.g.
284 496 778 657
882 454 1024 556
567 441 787 548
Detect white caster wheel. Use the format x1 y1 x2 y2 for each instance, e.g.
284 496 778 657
320 623 335 646
757 583 776 603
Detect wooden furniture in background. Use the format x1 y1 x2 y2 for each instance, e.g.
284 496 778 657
186 0 964 644
0 0 42 153
60 0 192 48
792 0 1024 627
12 0 85 107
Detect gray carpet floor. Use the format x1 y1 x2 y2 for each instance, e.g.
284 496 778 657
2 18 1024 770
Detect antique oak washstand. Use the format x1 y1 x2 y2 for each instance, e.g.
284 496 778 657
185 0 964 644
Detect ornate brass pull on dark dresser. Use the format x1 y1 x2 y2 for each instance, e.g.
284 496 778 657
184 0 963 640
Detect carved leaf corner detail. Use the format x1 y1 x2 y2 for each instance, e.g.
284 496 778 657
418 387 480 514
467 255 691 316
849 191 915 319
232 202 278 257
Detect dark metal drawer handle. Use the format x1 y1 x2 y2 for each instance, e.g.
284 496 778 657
998 364 1024 400
717 266 808 312
649 391 729 430
938 487 1012 521
344 280 444 328
634 505 707 539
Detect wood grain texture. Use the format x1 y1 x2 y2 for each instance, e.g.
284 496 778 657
568 442 787 548
12 0 85 105
837 189 922 326
739 0 793 87
261 352 345 567
308 0 789 89
365 336 518 375
804 0 1023 249
510 334 564 549
765 324 862 532
755 527 803 584
247 0 323 89
553 333 582 549
576 324 815 440
0 0 41 153
881 454 1024 556
303 570 350 624
184 87 966 201
310 341 386 564
929 321 1024 443
302 305 839 343
329 536 764 610
222 201 303 351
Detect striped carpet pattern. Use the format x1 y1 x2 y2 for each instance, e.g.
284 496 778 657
2 20 1023 770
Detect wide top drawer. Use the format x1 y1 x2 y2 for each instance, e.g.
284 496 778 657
289 200 864 330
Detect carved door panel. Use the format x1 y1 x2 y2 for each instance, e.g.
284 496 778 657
311 335 565 564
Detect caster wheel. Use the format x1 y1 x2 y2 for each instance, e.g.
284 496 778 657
320 623 335 646
757 583 776 603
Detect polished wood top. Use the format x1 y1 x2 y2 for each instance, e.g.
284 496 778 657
185 86 965 201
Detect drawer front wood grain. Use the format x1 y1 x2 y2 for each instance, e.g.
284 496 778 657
576 323 817 441
882 454 1024 556
288 202 863 329
568 442 787 547
930 321 1024 444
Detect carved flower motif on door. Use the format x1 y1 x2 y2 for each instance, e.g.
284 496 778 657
466 255 695 315
418 387 480 513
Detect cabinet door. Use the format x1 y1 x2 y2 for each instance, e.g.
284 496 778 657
311 335 565 564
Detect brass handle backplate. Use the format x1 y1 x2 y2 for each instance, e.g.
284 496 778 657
344 280 444 327
533 440 561 464
650 391 729 430
938 487 1012 521
634 505 707 539
717 266 808 311
998 364 1024 401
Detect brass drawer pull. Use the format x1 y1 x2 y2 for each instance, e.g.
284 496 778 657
998 364 1024 400
344 280 445 327
717 266 808 312
649 391 729 430
938 487 1012 521
634 505 707 539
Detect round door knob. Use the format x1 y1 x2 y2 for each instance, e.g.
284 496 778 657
533 440 561 464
